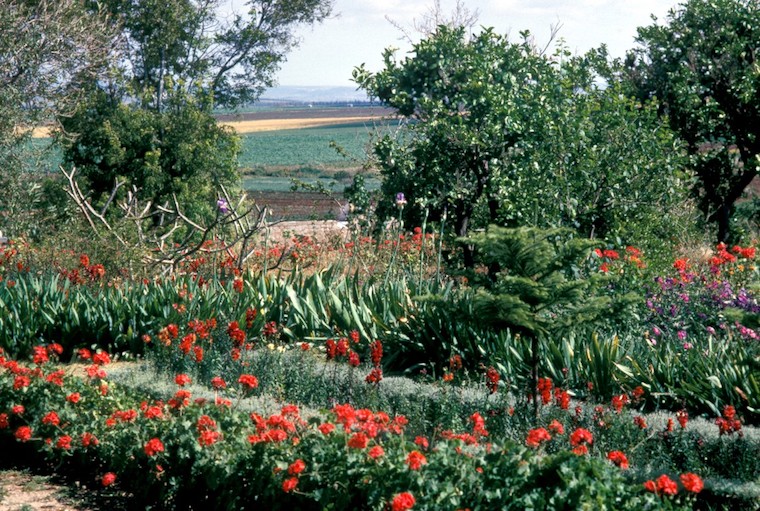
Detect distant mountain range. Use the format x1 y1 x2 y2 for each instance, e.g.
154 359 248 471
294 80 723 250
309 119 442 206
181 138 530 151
259 86 371 104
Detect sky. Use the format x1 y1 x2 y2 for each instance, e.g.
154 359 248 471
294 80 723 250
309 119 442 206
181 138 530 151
237 0 684 87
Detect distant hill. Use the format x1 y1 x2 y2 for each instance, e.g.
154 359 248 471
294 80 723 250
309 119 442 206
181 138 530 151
259 86 371 104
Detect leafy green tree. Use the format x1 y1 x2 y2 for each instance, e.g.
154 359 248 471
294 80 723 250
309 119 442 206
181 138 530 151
0 0 115 237
58 0 333 217
354 27 554 266
355 27 691 267
626 0 760 242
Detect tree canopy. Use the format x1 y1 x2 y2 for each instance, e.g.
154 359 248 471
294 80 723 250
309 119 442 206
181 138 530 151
355 26 690 266
626 0 760 241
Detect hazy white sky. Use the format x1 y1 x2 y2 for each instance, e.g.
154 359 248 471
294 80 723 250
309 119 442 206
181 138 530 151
242 0 684 87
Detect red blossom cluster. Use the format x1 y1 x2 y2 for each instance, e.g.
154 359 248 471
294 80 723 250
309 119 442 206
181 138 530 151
569 428 593 456
644 473 703 496
248 404 307 445
715 405 742 436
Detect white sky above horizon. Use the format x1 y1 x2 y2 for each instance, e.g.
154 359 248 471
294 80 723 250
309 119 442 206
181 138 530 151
228 0 683 87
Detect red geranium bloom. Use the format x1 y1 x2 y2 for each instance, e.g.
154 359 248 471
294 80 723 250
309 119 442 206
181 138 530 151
391 492 416 511
66 392 81 404
347 432 369 449
81 432 99 447
282 477 298 493
210 376 227 390
680 473 704 493
606 450 629 469
288 459 306 475
42 411 60 426
368 445 384 459
11 405 24 415
656 474 678 496
548 420 565 435
101 472 117 487
318 423 335 435
525 428 552 448
569 428 593 447
13 375 31 390
175 374 191 386
56 435 73 450
92 351 111 366
406 450 427 470
414 436 429 450
238 374 259 391
15 426 32 442
144 438 165 457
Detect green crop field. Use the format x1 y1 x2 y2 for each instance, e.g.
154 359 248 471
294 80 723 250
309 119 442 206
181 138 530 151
237 121 394 170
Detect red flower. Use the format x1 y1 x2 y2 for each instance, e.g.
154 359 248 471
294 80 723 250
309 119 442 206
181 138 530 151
365 368 383 385
318 423 335 435
569 428 593 447
42 411 60 426
485 366 500 394
391 492 416 511
634 416 647 429
66 392 81 404
92 351 111 366
656 474 678 496
643 480 657 493
676 409 688 429
15 426 32 442
414 436 429 450
347 432 369 449
680 473 704 493
13 375 31 390
370 340 383 367
198 429 222 446
288 459 306 475
282 477 298 493
405 450 427 470
368 445 384 459
11 405 24 415
56 435 72 450
238 374 259 391
101 472 117 487
548 420 565 435
572 445 589 456
144 438 165 457
211 376 227 390
233 277 244 293
348 351 360 367
0 413 8 429
81 432 99 447
606 450 629 469
175 374 192 387
525 428 552 448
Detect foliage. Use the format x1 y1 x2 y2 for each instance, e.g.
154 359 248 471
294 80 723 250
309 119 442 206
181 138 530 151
355 27 691 266
0 0 115 238
2 352 740 510
58 88 240 219
626 0 760 242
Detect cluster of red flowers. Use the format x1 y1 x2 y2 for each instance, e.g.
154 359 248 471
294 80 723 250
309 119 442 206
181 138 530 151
644 473 703 496
248 405 307 445
485 366 500 394
715 405 742 436
595 246 645 273
606 450 629 469
197 414 222 446
569 427 593 456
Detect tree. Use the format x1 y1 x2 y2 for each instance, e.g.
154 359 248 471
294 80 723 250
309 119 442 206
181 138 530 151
626 0 760 242
354 26 554 267
355 27 691 267
0 0 115 237
91 0 333 111
58 0 333 219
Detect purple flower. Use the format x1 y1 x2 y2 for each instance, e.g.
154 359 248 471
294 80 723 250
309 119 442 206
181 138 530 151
395 192 407 208
216 198 229 214
677 330 687 341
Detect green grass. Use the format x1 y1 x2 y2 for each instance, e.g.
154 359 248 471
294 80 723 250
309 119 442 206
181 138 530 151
237 122 393 169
